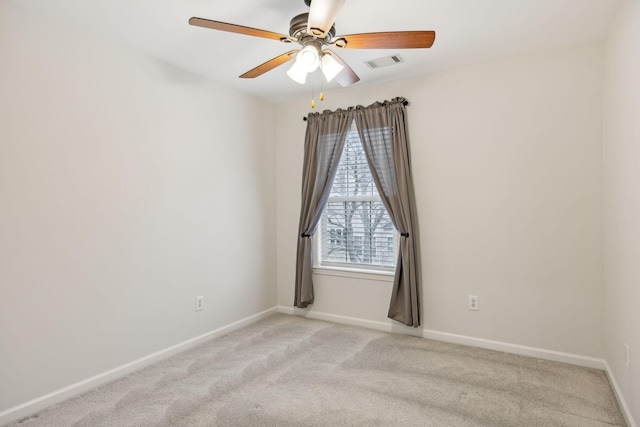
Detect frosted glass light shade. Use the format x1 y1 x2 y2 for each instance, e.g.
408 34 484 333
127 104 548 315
321 54 344 82
287 60 308 84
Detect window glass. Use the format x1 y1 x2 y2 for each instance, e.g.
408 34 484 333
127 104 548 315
318 123 397 270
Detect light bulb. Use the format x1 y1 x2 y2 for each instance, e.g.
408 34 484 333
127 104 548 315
297 45 320 72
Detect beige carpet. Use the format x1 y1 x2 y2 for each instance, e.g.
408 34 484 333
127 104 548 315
9 314 625 426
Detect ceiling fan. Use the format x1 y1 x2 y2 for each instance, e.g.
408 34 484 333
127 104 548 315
189 0 435 87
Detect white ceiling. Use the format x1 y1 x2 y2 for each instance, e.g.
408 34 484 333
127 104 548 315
11 0 621 103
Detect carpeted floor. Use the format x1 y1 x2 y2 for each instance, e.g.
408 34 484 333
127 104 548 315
9 314 626 427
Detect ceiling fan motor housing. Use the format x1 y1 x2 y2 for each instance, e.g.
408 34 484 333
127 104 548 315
289 13 335 43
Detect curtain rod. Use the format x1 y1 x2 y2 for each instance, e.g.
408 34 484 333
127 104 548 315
302 99 410 121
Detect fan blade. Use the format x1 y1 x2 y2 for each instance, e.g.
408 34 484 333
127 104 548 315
189 17 291 42
239 50 298 79
335 31 436 49
322 50 360 87
307 0 345 38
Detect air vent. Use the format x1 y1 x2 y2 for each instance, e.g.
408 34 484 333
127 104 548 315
364 54 404 69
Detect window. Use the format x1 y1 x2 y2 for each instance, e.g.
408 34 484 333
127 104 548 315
317 122 397 272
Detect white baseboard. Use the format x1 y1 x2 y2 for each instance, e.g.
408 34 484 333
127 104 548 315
0 307 278 426
604 360 638 427
421 329 606 370
277 305 417 334
277 306 605 370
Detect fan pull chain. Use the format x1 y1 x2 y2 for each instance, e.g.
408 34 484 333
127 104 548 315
310 72 327 109
310 83 315 108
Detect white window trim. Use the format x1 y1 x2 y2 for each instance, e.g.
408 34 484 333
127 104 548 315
312 265 395 282
313 122 399 278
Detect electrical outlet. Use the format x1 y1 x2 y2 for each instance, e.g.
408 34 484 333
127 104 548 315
468 295 479 311
624 343 630 370
195 296 204 312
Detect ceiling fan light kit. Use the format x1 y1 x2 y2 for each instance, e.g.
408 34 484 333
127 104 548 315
189 0 435 87
286 45 345 85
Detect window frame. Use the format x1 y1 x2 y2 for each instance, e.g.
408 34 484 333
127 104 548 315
313 123 398 279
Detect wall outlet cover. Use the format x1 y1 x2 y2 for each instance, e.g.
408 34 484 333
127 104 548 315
468 295 479 311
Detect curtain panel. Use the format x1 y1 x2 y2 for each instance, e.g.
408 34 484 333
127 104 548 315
295 98 421 327
294 108 354 308
354 97 421 327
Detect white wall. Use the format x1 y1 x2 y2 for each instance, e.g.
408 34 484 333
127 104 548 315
276 42 604 357
2 0 627 419
604 0 640 423
0 2 276 413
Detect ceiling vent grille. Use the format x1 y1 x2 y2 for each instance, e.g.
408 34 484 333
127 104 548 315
365 54 404 69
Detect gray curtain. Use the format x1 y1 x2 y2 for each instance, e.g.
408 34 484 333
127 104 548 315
294 108 354 308
354 98 421 327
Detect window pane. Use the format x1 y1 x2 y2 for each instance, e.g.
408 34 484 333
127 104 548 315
321 200 396 267
330 131 377 198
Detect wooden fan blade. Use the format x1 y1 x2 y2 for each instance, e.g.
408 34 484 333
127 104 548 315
307 0 345 38
335 31 436 49
239 50 298 79
189 17 290 42
322 50 360 87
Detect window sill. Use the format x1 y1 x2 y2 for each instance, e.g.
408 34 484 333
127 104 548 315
312 266 395 282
